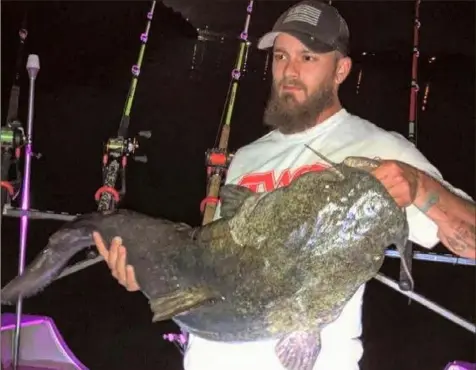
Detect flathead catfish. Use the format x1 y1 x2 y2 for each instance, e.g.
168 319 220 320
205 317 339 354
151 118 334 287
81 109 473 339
1 154 412 370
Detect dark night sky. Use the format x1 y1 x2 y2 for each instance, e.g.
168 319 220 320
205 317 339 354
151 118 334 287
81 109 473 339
161 0 475 56
2 1 475 56
1 2 475 369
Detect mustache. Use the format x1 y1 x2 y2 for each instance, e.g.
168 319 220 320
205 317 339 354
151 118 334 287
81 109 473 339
277 78 307 91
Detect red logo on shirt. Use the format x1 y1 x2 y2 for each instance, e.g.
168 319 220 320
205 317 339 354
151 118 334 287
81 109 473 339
237 163 328 192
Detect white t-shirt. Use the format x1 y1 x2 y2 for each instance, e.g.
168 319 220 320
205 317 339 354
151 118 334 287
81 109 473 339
182 108 470 370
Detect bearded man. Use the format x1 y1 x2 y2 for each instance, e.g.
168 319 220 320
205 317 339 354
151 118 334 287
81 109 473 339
94 1 475 369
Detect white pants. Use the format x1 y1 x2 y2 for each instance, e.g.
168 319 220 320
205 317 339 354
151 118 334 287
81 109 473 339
183 285 366 370
183 334 363 370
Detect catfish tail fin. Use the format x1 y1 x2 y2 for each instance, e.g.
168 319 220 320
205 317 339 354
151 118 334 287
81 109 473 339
1 226 96 305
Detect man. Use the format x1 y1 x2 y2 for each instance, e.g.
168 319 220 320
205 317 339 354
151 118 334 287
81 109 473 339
94 1 475 369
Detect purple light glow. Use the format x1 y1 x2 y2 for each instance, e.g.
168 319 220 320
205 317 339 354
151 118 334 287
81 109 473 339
1 313 88 369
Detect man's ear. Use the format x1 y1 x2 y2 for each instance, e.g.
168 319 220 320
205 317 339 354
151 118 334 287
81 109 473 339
335 55 352 85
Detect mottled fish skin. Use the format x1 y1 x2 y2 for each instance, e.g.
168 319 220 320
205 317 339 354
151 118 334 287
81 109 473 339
175 160 410 370
0 156 410 370
177 163 409 335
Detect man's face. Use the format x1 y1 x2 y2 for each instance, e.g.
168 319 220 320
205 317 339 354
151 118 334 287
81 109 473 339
264 33 344 134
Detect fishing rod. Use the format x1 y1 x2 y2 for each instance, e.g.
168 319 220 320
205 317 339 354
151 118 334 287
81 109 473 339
7 13 28 125
200 0 254 225
396 0 421 292
53 1 156 277
1 13 29 213
92 1 155 214
161 0 256 354
347 9 468 270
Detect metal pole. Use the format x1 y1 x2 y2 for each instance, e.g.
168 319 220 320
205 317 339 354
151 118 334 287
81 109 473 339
385 250 475 266
375 273 475 334
12 54 40 370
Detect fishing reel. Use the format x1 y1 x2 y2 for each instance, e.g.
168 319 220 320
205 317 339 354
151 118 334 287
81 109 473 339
1 120 25 153
1 120 27 209
201 148 234 216
204 148 234 177
95 130 152 207
103 130 151 163
88 130 152 259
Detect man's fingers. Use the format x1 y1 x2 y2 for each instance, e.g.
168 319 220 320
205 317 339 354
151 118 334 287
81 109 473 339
93 234 139 292
125 265 140 291
372 168 391 182
115 246 128 285
92 234 138 292
387 187 412 207
93 232 108 259
108 237 122 271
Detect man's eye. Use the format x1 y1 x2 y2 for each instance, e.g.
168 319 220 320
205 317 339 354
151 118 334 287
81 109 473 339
303 55 316 62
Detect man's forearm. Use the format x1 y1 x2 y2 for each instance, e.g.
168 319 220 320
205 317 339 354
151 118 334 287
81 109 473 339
413 172 475 259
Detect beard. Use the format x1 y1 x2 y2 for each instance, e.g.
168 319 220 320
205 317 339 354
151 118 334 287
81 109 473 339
263 77 335 135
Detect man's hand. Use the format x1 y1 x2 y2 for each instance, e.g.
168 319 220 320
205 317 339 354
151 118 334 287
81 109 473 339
93 232 140 292
371 160 421 208
371 160 475 259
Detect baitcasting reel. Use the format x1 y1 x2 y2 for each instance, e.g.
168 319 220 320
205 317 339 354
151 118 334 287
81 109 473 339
205 148 234 177
104 130 151 163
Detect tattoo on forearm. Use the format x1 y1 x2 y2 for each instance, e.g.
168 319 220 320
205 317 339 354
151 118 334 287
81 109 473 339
445 236 467 253
457 222 476 240
417 192 440 213
444 220 476 254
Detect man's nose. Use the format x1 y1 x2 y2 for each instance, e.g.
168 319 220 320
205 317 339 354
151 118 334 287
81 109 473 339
283 59 299 78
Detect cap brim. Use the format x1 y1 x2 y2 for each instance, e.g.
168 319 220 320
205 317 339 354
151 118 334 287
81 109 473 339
257 31 280 50
257 30 335 54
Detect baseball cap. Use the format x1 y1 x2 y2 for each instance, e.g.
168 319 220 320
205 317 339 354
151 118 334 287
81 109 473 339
257 0 350 56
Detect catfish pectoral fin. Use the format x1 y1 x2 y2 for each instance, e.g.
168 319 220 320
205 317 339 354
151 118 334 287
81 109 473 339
150 286 220 322
275 331 321 370
219 184 257 219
